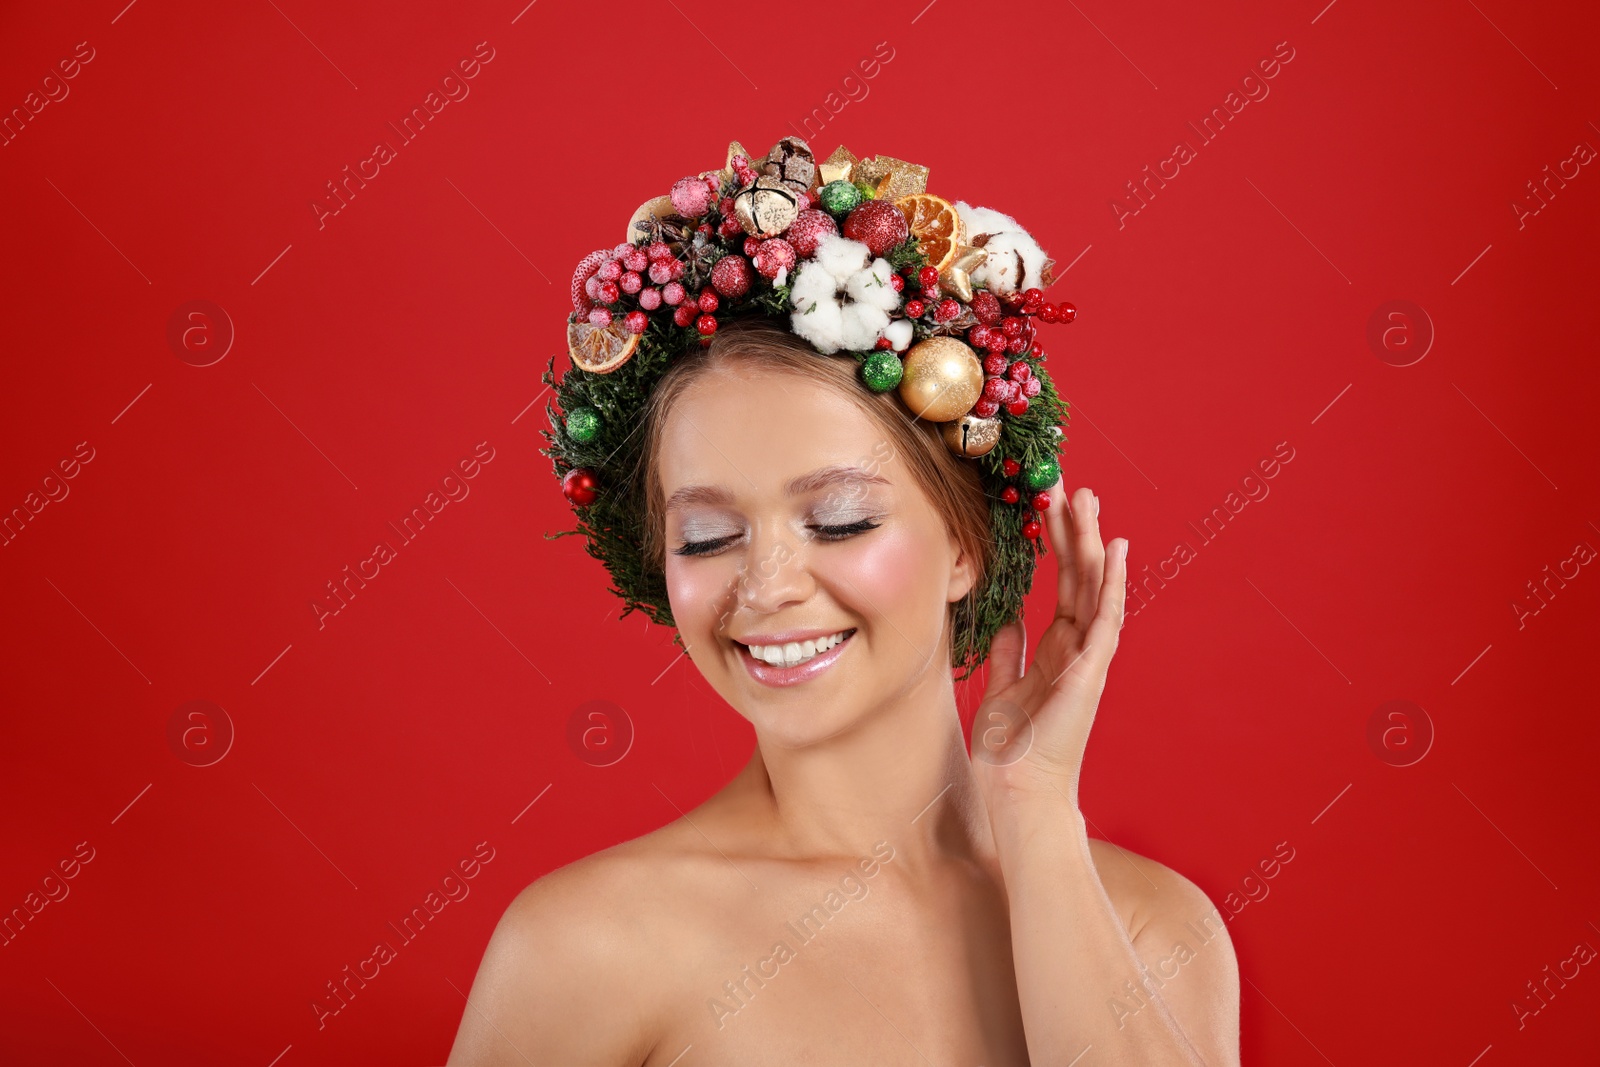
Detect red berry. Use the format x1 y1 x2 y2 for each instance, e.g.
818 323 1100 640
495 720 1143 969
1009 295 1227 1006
918 266 940 288
1002 457 1022 477
1022 377 1042 398
673 304 696 327
696 313 718 336
648 260 675 285
646 241 673 261
1005 397 1030 416
744 236 764 257
588 308 612 327
719 197 735 215
934 298 960 322
971 290 1002 325
1057 301 1078 323
983 353 1008 376
985 331 1008 354
624 310 648 334
921 285 941 302
669 259 685 280
1022 519 1042 540
622 248 648 273
662 282 686 306
969 325 993 349
595 280 620 304
1022 287 1044 309
982 377 1011 402
1001 316 1024 338
697 290 719 312
1008 361 1031 382
874 336 893 350
1031 491 1051 511
974 398 1000 418
904 299 926 318
889 274 904 292
1000 486 1020 504
1005 334 1027 355
1040 302 1058 322
620 271 643 294
718 216 742 238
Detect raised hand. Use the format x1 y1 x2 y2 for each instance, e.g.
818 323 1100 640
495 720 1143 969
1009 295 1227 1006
971 482 1129 808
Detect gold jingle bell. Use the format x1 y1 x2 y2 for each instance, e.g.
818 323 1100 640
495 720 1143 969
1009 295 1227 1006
941 415 1002 458
734 177 801 238
898 337 983 423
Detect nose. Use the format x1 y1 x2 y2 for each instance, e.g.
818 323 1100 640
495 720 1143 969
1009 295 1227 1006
734 519 814 616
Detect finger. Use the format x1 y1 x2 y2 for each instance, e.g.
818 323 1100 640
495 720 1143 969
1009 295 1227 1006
1043 480 1078 623
1052 536 1129 695
987 617 1027 690
1073 487 1105 628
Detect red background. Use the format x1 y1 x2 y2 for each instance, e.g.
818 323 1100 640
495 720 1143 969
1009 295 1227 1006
3 0 1597 1063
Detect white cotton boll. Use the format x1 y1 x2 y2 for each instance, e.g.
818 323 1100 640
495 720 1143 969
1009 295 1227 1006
814 233 871 281
839 303 890 352
974 231 1048 294
844 264 896 312
884 318 914 352
790 260 837 306
954 201 1020 240
772 265 788 287
792 296 846 353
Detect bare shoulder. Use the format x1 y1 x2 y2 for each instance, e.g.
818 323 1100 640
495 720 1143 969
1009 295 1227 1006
445 823 709 1067
1085 837 1241 1065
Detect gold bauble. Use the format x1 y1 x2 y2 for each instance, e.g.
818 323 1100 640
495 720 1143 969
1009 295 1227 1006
734 177 801 237
941 415 1002 458
898 337 983 423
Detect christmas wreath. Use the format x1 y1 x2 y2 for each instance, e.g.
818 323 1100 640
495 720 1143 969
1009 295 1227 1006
540 136 1075 680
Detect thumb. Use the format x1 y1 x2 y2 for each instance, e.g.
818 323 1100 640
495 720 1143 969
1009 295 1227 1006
986 616 1027 692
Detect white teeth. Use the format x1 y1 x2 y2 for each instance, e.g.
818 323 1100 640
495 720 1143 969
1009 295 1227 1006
746 630 851 668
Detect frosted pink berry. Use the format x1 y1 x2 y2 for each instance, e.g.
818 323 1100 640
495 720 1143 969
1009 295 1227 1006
1022 377 1042 398
595 279 619 304
622 247 648 273
662 281 686 306
588 308 612 327
637 287 662 311
624 310 648 334
597 259 622 282
620 271 643 294
646 241 673 262
647 260 673 285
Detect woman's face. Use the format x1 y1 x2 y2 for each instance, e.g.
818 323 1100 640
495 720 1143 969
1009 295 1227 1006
657 361 976 747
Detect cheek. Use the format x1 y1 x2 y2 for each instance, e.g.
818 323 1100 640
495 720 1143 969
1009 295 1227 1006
665 558 740 637
827 525 942 622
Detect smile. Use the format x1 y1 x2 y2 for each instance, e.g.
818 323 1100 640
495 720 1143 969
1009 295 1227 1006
736 629 856 687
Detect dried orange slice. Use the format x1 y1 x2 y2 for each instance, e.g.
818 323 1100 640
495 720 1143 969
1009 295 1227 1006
567 318 640 374
894 193 963 272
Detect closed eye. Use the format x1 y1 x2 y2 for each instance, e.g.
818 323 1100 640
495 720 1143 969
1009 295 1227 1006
672 519 881 558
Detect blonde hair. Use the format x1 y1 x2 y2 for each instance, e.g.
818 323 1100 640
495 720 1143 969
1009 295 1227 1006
636 314 993 670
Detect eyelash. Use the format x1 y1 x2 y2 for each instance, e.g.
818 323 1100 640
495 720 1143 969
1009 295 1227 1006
674 519 882 558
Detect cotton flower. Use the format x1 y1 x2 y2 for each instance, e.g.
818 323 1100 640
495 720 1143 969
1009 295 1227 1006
789 233 899 354
954 201 1051 295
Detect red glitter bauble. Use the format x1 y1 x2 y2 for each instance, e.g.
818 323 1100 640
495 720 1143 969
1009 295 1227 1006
569 248 608 312
752 238 797 279
841 200 909 256
785 209 839 258
671 176 713 217
561 468 599 507
711 255 753 298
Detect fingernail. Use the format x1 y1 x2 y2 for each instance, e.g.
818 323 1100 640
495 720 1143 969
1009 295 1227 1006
1121 539 1130 561
1093 495 1100 517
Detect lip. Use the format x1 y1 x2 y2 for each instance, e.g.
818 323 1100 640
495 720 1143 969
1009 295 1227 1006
737 629 856 688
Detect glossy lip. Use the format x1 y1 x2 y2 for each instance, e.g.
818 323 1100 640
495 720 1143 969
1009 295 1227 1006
737 629 856 688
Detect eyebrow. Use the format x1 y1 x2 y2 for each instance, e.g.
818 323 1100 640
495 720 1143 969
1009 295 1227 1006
664 465 892 513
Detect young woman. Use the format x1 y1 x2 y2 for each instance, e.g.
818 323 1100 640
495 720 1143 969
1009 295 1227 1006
447 313 1241 1065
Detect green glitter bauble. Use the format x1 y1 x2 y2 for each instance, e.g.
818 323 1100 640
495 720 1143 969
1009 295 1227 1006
861 350 903 392
818 180 862 216
565 406 601 444
853 180 878 201
1021 455 1061 492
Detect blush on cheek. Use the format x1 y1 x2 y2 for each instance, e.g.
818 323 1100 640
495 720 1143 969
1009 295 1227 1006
666 559 741 643
826 525 938 634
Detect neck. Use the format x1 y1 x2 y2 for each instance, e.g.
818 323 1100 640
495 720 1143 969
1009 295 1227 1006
732 666 997 874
